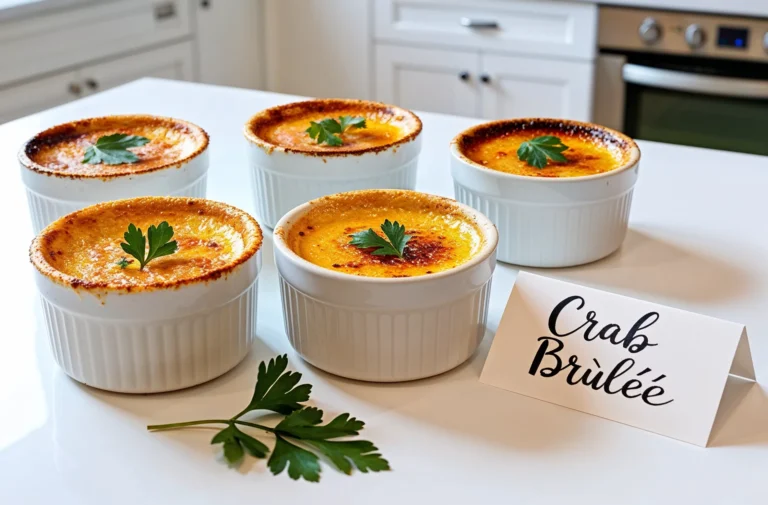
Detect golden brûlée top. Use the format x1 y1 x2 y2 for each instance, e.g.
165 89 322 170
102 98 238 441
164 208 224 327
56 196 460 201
279 191 486 278
456 119 636 178
244 99 422 154
30 197 262 292
20 115 208 178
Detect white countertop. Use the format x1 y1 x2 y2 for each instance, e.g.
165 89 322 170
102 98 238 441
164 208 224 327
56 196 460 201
1 78 767 504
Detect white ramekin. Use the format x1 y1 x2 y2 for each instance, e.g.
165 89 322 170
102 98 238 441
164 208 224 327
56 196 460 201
29 197 262 394
273 189 498 382
451 118 641 268
19 115 210 234
244 99 423 229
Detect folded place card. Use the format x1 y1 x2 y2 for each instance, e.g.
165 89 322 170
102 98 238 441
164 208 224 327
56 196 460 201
480 272 756 447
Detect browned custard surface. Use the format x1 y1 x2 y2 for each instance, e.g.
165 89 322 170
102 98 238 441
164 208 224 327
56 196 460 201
30 197 261 291
459 121 633 178
247 99 421 154
23 115 207 177
282 191 485 278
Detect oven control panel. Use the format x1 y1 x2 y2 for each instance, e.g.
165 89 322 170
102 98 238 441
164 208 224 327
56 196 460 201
599 6 768 62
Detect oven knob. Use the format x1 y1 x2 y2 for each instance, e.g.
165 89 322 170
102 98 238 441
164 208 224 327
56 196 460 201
685 24 706 49
639 17 662 45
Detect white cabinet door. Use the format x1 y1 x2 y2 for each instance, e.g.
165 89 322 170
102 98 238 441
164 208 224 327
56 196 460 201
375 45 480 117
192 0 262 88
480 54 594 121
264 0 372 99
0 70 79 125
79 42 195 95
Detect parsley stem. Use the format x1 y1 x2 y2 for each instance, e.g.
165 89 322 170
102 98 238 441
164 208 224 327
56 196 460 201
234 420 275 433
147 419 230 431
146 419 276 433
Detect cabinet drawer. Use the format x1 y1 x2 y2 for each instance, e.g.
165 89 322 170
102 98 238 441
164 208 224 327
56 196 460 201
0 0 191 87
374 0 597 60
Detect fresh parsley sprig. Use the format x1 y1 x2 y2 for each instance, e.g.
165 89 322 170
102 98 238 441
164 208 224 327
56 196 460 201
83 133 150 165
349 219 411 258
517 135 569 169
119 221 178 270
306 116 367 146
147 355 389 482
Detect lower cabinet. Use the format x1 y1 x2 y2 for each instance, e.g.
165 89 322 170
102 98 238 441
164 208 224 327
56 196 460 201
375 44 594 121
0 41 194 124
375 45 480 117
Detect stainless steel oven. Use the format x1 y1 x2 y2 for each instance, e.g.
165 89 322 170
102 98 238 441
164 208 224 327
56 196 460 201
594 6 768 156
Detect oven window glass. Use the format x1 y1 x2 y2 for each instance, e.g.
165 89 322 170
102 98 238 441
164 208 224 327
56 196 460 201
625 85 768 156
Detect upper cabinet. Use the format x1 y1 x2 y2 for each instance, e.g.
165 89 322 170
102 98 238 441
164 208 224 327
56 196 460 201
373 0 597 121
263 0 373 99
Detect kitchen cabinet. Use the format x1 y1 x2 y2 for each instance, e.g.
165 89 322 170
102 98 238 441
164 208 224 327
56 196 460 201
375 45 480 117
373 0 597 120
192 0 263 88
375 45 593 121
0 71 79 124
479 54 593 120
263 0 372 99
0 43 194 124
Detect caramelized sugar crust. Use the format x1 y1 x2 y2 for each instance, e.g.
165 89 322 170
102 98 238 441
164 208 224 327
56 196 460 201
21 115 208 178
280 190 485 278
456 119 636 178
244 99 422 155
30 197 262 292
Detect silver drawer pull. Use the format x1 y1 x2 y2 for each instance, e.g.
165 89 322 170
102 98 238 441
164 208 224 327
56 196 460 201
460 17 499 30
154 2 177 20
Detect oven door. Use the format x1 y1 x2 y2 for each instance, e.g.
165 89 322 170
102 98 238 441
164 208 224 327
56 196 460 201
594 53 768 156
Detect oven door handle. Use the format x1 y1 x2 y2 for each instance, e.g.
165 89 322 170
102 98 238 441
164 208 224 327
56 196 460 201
623 63 768 99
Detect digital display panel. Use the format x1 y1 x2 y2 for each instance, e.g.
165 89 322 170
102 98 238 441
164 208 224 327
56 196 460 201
717 26 749 48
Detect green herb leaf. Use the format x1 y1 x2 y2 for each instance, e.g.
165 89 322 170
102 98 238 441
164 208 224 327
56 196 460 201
119 221 177 270
307 440 390 475
146 355 389 482
268 435 322 482
244 355 312 415
82 133 150 165
116 257 132 269
211 424 269 466
305 116 366 146
517 135 569 169
349 219 411 258
275 407 364 440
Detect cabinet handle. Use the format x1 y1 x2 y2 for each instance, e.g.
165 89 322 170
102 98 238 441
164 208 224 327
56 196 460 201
85 78 99 91
459 71 470 81
200 0 210 8
460 17 499 30
480 73 492 84
68 82 82 96
154 1 177 20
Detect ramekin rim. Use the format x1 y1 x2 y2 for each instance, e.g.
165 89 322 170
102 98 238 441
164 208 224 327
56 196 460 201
243 98 423 157
18 114 210 180
29 196 263 293
450 118 641 183
272 189 499 284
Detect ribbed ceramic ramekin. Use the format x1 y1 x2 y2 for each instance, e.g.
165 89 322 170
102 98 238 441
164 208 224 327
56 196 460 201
273 189 498 382
29 197 262 394
243 99 423 229
19 115 210 234
451 118 641 268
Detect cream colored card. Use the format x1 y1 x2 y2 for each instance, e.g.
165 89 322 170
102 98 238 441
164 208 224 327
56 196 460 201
480 272 756 447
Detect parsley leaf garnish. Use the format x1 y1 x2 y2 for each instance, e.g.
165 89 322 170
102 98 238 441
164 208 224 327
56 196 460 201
517 135 569 168
147 354 389 482
116 257 133 269
306 115 367 146
82 133 150 165
349 219 411 258
119 221 178 270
